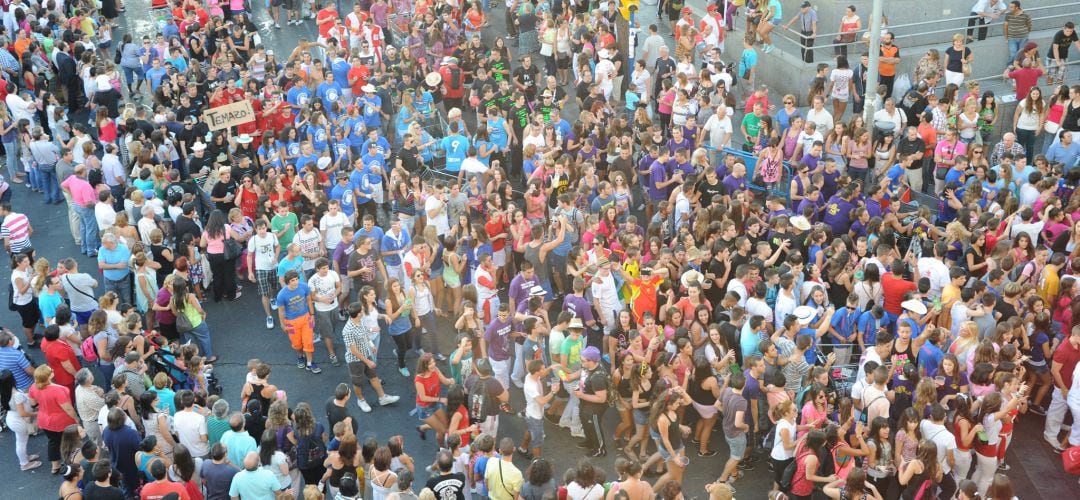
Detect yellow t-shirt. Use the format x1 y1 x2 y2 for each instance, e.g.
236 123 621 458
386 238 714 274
485 458 522 500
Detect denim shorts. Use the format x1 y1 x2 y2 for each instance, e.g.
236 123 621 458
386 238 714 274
412 402 444 421
726 433 747 460
650 430 684 461
526 417 545 447
633 408 649 426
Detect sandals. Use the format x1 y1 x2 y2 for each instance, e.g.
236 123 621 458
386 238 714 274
21 461 42 471
205 356 219 364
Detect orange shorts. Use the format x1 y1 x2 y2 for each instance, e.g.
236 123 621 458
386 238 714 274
283 315 315 353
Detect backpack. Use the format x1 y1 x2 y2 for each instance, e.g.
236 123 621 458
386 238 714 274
468 377 495 423
81 335 100 363
276 426 298 468
298 430 328 469
912 478 938 500
448 67 463 91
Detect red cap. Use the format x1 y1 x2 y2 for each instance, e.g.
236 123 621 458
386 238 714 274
681 6 692 15
707 4 718 12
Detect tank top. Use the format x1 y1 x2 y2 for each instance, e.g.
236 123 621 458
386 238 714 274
783 131 800 159
663 413 682 450
900 470 931 500
524 244 550 284
688 370 715 405
249 383 273 413
953 416 973 451
414 286 434 316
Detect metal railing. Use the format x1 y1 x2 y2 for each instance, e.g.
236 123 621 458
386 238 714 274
771 2 1080 53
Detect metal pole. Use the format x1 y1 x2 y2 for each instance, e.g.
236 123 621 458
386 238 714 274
863 0 884 124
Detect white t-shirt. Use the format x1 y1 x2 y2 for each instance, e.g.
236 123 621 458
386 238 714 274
917 257 951 299
425 196 450 236
590 272 623 317
320 212 349 251
95 203 117 233
292 229 324 271
919 420 956 474
770 418 797 460
308 271 341 312
98 404 138 431
566 482 605 500
247 233 279 271
704 113 733 149
806 108 835 134
174 409 210 458
524 376 544 419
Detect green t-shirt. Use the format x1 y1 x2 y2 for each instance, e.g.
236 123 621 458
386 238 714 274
271 212 299 248
449 348 474 386
560 335 584 371
742 113 763 146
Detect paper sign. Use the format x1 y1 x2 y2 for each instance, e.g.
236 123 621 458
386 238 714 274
202 100 256 131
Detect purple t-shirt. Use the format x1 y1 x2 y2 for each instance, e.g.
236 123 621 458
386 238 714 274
562 294 594 322
823 195 856 237
648 159 672 201
508 273 538 308
723 174 746 194
484 318 514 361
667 137 693 155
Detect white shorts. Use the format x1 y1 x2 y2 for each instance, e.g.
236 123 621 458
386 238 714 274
493 248 507 268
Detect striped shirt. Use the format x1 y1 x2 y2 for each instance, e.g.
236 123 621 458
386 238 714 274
342 318 374 363
0 346 33 390
0 212 31 253
1005 12 1032 39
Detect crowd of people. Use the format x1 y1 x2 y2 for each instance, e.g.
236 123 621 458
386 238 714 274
0 0 1080 500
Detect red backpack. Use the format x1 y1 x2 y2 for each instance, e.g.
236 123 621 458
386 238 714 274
80 336 99 363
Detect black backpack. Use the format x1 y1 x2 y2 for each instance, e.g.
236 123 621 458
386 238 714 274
468 377 495 424
448 67 463 91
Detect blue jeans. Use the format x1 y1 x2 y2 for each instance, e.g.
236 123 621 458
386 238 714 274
97 362 115 391
1007 38 1027 66
105 274 133 306
183 321 214 358
3 140 18 179
39 168 61 203
28 166 43 191
121 65 145 87
75 204 100 255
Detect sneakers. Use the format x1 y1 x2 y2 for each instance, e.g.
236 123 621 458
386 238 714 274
737 461 755 471
275 22 281 28
357 399 373 412
330 355 341 366
1029 404 1047 416
314 336 322 344
297 356 306 368
698 449 718 457
308 363 323 374
399 367 411 377
270 298 278 310
997 462 1010 471
1045 435 1066 452
339 310 349 322
435 353 447 362
378 394 401 406
763 44 775 54
266 316 274 330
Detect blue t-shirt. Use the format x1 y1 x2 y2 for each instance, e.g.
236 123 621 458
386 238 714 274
331 183 356 216
276 255 304 279
441 134 469 173
359 95 383 127
796 327 819 365
38 291 64 320
829 307 861 345
98 243 132 281
346 117 366 147
287 85 313 110
276 283 312 320
381 229 411 267
856 310 880 346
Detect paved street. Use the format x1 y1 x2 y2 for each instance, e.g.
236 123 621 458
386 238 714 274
1 2 1079 499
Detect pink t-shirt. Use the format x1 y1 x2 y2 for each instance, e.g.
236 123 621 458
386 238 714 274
798 401 829 438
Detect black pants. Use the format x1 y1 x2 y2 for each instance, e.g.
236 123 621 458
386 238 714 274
44 428 63 462
505 9 517 38
391 330 415 368
800 32 815 63
581 407 607 451
207 253 236 302
880 74 896 100
834 38 850 58
966 14 989 41
356 201 377 225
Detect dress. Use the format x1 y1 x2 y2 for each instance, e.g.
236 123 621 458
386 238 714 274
135 267 159 314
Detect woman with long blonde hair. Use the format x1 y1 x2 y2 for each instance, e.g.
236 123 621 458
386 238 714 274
0 103 20 183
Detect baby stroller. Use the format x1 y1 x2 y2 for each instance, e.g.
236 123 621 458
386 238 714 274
147 348 223 396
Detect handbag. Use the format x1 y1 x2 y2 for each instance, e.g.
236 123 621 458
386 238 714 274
224 238 242 261
175 306 195 334
962 62 972 78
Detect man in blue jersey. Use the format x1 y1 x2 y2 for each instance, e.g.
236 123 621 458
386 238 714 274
286 77 313 113
316 70 344 110
441 122 469 175
330 172 357 224
358 84 384 129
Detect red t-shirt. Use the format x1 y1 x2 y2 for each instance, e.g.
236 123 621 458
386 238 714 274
316 8 337 38
41 339 80 387
348 65 370 96
140 480 190 500
1052 340 1080 391
881 272 917 315
27 383 77 432
1008 67 1044 101
415 370 440 407
485 219 507 252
